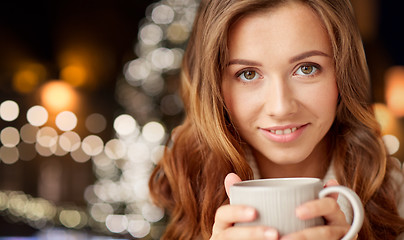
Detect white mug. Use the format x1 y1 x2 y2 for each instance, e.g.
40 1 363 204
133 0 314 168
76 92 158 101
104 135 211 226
230 178 364 240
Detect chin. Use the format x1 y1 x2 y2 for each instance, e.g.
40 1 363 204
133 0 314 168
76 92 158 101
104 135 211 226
265 152 310 166
272 158 304 165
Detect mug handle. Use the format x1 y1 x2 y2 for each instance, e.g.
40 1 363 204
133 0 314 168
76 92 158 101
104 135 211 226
319 186 365 240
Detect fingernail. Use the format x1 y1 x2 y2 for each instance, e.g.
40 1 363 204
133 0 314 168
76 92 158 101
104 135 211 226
264 228 278 239
296 206 309 218
245 207 256 218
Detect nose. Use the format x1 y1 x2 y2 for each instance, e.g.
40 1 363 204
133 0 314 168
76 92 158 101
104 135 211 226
263 77 298 118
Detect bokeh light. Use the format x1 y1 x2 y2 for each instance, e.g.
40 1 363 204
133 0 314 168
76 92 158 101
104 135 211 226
104 139 126 160
139 24 163 46
383 134 400 155
385 66 404 117
0 146 19 164
105 215 128 233
0 190 58 227
170 48 184 69
141 74 164 96
7 192 28 217
53 143 69 156
81 135 104 156
59 210 81 228
127 215 151 238
151 4 175 24
85 113 107 133
166 22 190 44
142 121 165 143
20 124 39 144
124 59 151 86
12 63 47 94
36 126 58 148
60 65 87 87
35 142 54 157
150 48 175 70
83 186 98 205
127 142 150 163
104 0 196 230
0 0 200 237
0 192 9 210
90 203 114 222
113 114 138 137
150 145 165 164
373 103 399 135
141 203 164 223
0 100 19 122
55 111 78 131
40 80 78 112
70 147 91 163
92 152 114 169
1 127 20 147
27 105 49 127
59 131 81 152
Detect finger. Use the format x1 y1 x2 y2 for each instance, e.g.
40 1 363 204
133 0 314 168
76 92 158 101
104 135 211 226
224 173 242 197
296 198 347 225
217 226 279 240
324 179 339 187
280 225 349 240
323 179 339 200
212 205 256 233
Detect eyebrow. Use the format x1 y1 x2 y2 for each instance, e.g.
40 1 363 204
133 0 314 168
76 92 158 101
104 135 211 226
289 50 331 63
227 59 262 67
227 50 331 67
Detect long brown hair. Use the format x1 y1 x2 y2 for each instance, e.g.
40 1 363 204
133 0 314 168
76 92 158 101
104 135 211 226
149 0 404 239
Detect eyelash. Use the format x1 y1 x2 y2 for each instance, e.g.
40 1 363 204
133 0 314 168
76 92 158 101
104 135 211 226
235 68 262 83
294 63 322 77
234 62 322 83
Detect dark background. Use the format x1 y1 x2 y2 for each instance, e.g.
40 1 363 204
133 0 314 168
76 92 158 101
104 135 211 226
0 0 159 237
0 0 403 238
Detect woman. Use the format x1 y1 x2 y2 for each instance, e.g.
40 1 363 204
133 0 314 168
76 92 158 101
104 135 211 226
149 0 404 239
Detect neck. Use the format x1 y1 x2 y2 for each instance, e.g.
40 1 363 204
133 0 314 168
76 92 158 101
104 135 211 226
253 140 330 179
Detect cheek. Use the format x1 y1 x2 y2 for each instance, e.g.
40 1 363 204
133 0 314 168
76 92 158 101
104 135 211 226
304 81 339 118
222 83 257 125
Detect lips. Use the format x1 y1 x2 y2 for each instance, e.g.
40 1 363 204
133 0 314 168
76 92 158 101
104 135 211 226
269 127 297 135
260 124 308 143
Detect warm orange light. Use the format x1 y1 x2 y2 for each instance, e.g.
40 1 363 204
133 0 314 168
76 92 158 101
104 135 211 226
385 66 404 117
57 46 112 90
60 65 87 87
40 81 78 112
373 103 398 135
12 63 46 94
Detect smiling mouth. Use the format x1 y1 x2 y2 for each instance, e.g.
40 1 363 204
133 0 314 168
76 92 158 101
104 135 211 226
269 127 298 135
259 124 308 143
264 123 309 136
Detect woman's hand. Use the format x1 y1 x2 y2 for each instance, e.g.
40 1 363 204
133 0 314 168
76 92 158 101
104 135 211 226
280 180 352 240
210 173 279 240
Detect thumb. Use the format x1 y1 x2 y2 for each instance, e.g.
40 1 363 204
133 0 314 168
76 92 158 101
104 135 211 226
224 173 242 197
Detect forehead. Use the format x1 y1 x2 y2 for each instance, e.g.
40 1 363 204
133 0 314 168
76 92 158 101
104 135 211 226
227 2 332 60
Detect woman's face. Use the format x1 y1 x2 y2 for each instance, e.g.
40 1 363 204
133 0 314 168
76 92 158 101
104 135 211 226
222 2 338 166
